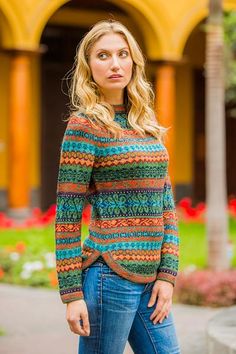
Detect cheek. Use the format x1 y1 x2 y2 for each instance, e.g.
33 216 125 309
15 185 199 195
90 61 107 83
124 60 133 79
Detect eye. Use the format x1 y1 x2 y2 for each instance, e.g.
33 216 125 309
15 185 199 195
98 52 108 60
119 50 129 58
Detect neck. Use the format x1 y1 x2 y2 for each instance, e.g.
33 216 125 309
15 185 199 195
101 90 124 105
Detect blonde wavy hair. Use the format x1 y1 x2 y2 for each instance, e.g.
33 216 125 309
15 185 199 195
68 20 168 141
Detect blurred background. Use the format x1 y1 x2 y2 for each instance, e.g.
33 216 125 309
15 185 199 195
0 0 236 216
0 1 236 353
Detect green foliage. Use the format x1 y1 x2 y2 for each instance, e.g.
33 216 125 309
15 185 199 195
0 327 6 336
178 222 207 270
0 220 235 290
179 216 236 270
224 11 236 106
224 11 236 49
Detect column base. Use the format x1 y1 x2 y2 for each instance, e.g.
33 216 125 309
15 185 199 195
7 207 31 221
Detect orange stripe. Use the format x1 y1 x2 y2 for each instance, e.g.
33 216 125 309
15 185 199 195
89 235 163 244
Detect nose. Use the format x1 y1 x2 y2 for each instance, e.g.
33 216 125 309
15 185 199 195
110 54 120 71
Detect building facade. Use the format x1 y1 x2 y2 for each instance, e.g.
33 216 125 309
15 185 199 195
0 0 236 216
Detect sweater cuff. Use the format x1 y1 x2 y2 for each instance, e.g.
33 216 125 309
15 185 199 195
156 271 176 287
61 288 84 304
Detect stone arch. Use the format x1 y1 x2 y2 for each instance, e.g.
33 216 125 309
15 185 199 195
107 0 168 60
0 0 69 49
29 0 69 48
0 3 16 47
173 3 208 58
173 0 236 58
32 0 165 59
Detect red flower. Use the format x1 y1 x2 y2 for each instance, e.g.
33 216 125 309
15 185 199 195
0 267 4 279
82 205 92 224
15 241 26 254
178 197 192 209
229 197 236 217
177 198 206 223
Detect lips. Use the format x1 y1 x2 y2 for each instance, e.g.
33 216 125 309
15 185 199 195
108 74 122 78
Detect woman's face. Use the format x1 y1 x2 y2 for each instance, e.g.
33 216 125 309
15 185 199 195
88 33 133 101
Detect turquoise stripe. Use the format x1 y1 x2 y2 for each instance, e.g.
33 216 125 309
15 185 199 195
62 140 96 154
66 129 100 143
57 204 83 213
84 238 163 252
96 143 166 157
89 230 164 239
56 247 82 260
56 237 80 245
164 224 178 230
163 235 179 243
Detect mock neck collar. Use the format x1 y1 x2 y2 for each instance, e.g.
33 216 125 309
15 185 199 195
112 104 127 113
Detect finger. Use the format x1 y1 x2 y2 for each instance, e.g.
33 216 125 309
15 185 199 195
150 299 165 320
150 297 171 322
153 308 169 324
147 288 158 307
153 305 169 323
153 303 171 324
81 312 90 335
68 318 88 336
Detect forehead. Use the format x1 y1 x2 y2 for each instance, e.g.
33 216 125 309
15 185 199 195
91 33 129 52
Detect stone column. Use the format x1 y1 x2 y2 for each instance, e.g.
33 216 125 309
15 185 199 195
7 50 32 219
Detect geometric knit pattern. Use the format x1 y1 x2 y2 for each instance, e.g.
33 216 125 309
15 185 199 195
55 105 179 304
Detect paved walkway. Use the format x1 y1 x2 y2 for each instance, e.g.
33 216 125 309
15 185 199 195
0 284 222 354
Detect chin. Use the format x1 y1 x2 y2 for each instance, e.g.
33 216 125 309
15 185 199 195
106 83 128 90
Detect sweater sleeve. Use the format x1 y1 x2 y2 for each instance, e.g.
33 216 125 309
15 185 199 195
156 174 179 286
55 115 97 304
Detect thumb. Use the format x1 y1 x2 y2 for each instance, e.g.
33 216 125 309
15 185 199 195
147 287 159 307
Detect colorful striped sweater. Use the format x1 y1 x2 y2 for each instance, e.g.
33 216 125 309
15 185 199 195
55 105 179 304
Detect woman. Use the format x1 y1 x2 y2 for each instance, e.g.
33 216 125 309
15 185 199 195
55 20 180 354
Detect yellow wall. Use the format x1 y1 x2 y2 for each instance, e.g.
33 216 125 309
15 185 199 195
48 8 145 54
1 0 236 200
1 0 236 58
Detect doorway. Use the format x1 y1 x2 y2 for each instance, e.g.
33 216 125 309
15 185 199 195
40 25 87 210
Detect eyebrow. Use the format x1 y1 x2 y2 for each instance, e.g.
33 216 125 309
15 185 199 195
95 47 130 53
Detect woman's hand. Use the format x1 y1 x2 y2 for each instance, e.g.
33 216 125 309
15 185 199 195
66 299 90 336
147 280 174 324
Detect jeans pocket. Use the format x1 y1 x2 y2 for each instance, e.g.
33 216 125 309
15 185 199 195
143 281 154 293
102 272 121 278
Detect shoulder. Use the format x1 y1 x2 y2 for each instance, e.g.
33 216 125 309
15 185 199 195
67 110 109 140
67 111 93 129
65 111 102 135
63 112 103 147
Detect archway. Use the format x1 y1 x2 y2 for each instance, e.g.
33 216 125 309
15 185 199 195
182 17 236 202
183 21 206 202
39 0 151 210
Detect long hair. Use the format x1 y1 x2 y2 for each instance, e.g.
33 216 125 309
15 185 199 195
68 20 168 141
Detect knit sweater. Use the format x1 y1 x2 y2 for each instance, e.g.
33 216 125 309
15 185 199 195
55 105 179 304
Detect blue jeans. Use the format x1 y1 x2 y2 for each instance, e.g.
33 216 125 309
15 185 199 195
78 259 181 354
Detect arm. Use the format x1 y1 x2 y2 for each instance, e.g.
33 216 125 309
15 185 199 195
156 174 179 286
55 115 96 304
148 174 179 324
